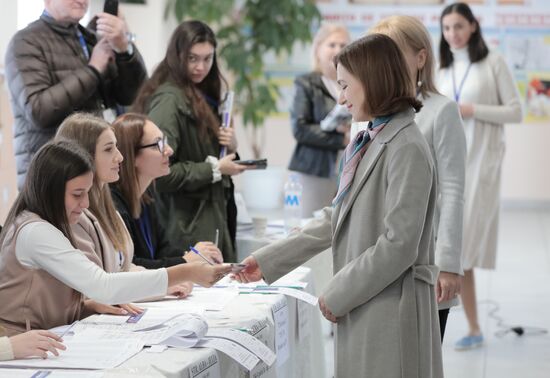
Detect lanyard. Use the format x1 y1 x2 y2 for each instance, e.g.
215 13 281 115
75 28 90 60
451 63 472 103
138 205 155 260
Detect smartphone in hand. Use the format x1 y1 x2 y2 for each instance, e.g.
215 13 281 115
234 159 267 170
104 0 119 15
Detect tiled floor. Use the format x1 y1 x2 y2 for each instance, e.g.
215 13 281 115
322 208 550 377
443 208 550 378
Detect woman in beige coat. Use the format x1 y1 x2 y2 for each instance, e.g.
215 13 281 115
235 34 443 378
437 2 522 350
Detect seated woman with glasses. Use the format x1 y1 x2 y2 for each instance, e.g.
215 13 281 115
55 113 200 315
110 113 223 270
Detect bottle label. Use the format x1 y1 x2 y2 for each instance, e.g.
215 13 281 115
285 194 300 206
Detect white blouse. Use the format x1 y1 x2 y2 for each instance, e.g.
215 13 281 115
16 221 168 305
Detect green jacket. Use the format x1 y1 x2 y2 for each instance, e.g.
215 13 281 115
146 82 236 262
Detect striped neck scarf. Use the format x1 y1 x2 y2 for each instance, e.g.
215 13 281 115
332 115 391 205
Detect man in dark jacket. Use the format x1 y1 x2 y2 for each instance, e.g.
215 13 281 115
5 0 147 188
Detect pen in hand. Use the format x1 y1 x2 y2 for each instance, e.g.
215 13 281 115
188 245 215 265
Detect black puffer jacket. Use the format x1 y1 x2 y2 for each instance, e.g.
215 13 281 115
5 14 147 188
288 72 346 178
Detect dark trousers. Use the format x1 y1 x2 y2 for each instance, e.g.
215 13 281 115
439 308 450 342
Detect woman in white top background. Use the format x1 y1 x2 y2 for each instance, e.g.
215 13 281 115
371 15 467 342
437 2 523 350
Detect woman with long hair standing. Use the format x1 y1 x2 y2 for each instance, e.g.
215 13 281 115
133 20 247 262
438 2 522 349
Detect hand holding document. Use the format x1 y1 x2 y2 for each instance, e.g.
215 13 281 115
231 255 263 283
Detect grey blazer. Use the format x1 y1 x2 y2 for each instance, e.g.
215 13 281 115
416 92 467 309
254 108 443 378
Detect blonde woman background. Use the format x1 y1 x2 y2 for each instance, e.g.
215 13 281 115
371 15 467 341
288 23 351 217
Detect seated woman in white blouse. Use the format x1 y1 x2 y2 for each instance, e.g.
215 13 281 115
55 112 219 316
0 140 230 336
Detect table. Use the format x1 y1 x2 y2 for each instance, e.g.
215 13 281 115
107 266 326 378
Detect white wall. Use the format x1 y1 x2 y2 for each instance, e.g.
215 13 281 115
0 1 18 62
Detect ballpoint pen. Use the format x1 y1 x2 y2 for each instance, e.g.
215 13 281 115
188 245 215 265
59 320 78 338
214 228 219 248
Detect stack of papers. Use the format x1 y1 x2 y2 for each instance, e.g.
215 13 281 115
74 312 208 348
0 337 143 370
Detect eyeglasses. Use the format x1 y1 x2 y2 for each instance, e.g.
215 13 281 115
138 135 168 153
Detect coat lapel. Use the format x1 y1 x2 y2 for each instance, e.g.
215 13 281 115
333 109 416 240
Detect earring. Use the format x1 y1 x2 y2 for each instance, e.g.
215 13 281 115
416 69 423 88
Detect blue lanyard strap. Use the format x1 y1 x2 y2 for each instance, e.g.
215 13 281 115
75 28 90 60
451 63 472 103
138 205 155 260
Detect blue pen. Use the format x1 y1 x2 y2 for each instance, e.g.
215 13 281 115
188 245 215 265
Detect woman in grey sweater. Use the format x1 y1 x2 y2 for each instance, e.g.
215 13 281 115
371 15 467 341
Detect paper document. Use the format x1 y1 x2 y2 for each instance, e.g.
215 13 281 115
219 91 234 158
207 328 276 366
272 297 290 367
0 370 104 377
276 287 318 306
0 338 143 370
84 313 130 324
196 338 259 371
186 287 239 311
74 313 208 348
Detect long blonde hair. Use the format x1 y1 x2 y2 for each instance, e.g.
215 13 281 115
312 23 350 72
370 15 439 98
55 113 128 252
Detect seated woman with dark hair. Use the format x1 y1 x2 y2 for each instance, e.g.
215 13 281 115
0 140 230 335
110 113 223 269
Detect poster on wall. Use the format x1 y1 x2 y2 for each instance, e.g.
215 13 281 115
265 0 550 124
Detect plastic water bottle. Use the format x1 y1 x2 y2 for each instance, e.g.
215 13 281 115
284 173 303 234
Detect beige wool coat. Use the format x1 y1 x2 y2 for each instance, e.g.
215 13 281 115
437 50 522 270
254 109 443 378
